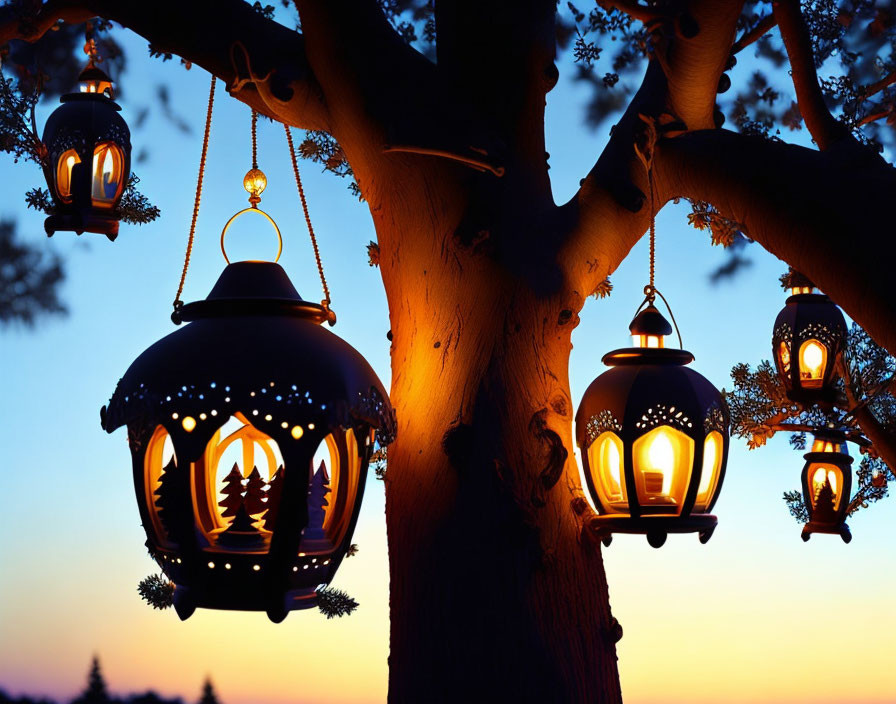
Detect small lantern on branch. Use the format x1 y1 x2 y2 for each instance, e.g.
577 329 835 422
771 270 847 405
799 430 853 543
40 54 131 239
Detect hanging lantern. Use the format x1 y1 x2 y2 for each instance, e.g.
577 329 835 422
575 301 730 548
40 60 131 240
771 273 847 405
799 431 853 543
100 261 395 621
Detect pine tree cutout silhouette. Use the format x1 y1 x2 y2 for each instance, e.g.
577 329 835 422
304 461 331 540
244 466 267 520
263 466 284 532
153 458 194 543
813 476 838 523
218 463 244 519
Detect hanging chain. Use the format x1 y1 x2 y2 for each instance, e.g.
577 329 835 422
172 74 216 323
251 110 258 170
634 114 659 303
633 114 683 348
284 124 335 323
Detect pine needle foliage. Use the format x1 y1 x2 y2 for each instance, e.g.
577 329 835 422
137 573 175 610
316 587 358 619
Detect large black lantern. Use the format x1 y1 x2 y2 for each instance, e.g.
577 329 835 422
41 61 131 240
575 303 729 548
772 277 847 405
800 430 853 543
101 261 395 622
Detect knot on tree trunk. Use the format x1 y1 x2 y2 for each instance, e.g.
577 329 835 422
529 409 567 508
441 422 474 474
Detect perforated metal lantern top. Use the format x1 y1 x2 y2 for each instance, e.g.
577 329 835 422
799 430 853 544
101 261 394 621
41 64 131 240
772 292 847 405
575 310 729 548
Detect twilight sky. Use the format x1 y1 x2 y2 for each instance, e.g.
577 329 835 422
0 14 894 704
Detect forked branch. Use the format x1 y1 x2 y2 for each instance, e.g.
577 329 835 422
0 0 330 131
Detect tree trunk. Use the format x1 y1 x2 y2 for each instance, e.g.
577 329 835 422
376 184 622 701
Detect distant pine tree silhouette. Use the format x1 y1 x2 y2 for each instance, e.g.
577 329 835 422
197 678 220 704
71 656 109 704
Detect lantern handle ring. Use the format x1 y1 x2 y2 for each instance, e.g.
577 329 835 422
634 285 683 349
220 206 283 264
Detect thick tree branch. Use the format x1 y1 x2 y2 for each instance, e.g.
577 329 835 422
0 0 330 131
559 1 745 295
852 405 896 475
774 0 850 149
732 12 776 54
655 129 896 356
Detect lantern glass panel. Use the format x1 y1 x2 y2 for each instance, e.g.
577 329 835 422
632 425 694 513
798 339 827 387
631 334 664 348
777 340 791 375
302 428 369 553
811 437 841 453
91 142 125 207
192 414 283 541
55 149 81 202
587 431 627 512
808 462 844 512
145 425 177 546
694 430 724 511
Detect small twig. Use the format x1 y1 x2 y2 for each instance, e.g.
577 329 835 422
857 107 892 126
733 13 777 54
863 69 896 99
766 423 871 447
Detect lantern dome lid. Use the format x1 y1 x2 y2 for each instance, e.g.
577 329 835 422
629 304 673 337
179 260 330 323
78 63 113 86
575 361 727 449
101 262 394 444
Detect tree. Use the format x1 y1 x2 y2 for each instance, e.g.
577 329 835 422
304 461 330 540
262 465 284 531
196 679 219 704
242 466 266 519
217 464 243 520
71 656 109 704
2 1 896 702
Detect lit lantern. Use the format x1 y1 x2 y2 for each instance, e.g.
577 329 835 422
575 304 729 548
800 431 853 543
100 261 395 621
41 61 131 240
772 275 847 405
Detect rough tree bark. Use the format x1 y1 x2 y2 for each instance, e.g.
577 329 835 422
4 0 896 701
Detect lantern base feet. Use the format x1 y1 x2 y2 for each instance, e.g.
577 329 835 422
173 587 196 621
44 212 119 241
589 513 717 548
801 521 852 543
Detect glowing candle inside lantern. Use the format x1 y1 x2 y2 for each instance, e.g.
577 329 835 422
799 340 825 382
646 429 675 495
632 334 663 348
